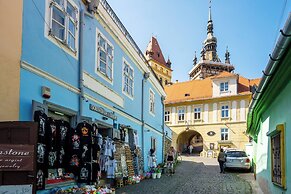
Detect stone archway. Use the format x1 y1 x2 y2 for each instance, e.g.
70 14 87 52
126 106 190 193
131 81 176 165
176 130 203 154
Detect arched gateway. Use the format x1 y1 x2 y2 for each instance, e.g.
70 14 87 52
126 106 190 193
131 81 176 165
176 130 203 154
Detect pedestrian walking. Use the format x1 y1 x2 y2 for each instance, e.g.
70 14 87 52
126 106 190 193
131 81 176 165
217 148 226 173
189 144 193 155
166 147 175 176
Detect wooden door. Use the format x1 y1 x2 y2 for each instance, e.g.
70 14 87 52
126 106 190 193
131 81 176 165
0 121 37 191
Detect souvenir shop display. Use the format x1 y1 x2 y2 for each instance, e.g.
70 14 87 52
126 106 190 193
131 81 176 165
147 149 157 168
124 146 135 177
34 110 146 192
132 147 144 176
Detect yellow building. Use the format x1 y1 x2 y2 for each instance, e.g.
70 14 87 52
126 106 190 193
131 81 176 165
164 6 260 156
0 0 23 121
145 36 173 86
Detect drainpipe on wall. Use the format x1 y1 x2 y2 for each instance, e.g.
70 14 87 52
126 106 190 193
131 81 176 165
161 96 165 162
142 72 150 167
79 8 85 119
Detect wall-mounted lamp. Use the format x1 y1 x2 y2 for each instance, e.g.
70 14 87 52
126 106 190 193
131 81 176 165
161 96 166 101
144 72 150 79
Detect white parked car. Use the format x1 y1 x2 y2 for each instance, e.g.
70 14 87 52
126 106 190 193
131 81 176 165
224 150 251 171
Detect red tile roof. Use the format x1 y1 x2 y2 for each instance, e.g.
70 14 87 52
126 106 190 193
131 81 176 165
165 72 260 104
145 36 167 67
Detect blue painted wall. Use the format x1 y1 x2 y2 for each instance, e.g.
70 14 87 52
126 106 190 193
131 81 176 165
21 0 79 87
20 0 170 172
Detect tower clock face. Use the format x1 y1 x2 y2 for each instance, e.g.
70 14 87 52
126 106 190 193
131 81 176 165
207 131 216 136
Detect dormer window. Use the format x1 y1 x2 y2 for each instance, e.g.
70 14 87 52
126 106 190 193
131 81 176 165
220 82 229 92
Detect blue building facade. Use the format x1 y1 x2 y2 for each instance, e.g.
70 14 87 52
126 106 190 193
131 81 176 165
19 0 168 171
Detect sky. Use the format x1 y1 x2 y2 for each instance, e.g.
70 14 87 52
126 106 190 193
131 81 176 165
106 0 290 82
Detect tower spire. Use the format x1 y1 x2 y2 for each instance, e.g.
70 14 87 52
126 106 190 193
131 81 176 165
208 0 212 21
207 0 213 35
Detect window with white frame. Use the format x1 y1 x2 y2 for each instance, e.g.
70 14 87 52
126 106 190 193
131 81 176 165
221 128 229 140
164 111 170 122
221 105 229 118
178 108 185 121
220 82 229 92
49 0 78 51
97 32 114 80
149 90 155 115
123 59 134 97
194 107 201 120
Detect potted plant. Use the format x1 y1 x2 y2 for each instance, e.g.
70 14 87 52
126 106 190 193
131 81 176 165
145 172 151 179
156 168 162 179
150 168 157 179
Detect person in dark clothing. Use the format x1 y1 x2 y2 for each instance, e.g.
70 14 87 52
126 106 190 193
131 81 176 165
217 148 226 173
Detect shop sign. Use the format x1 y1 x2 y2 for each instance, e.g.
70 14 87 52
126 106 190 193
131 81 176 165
0 185 32 194
89 104 117 120
207 131 216 136
0 144 34 171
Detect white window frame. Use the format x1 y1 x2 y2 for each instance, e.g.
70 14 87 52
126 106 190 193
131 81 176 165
149 89 155 116
220 82 229 92
122 58 134 99
178 107 185 121
194 107 201 120
221 105 229 118
45 0 79 57
221 128 229 140
96 29 114 84
164 110 170 122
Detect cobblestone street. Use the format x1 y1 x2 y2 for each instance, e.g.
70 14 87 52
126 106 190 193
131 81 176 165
117 156 253 194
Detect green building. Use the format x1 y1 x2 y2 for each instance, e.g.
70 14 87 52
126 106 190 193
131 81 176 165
247 14 291 194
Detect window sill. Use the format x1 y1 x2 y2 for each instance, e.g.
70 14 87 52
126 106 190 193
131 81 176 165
122 91 134 100
46 35 78 59
149 111 155 117
96 70 113 85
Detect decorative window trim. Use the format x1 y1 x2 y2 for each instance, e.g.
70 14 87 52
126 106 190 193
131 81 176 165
268 124 286 189
95 29 114 85
178 107 185 121
149 89 155 116
122 57 134 100
44 0 79 58
220 128 229 141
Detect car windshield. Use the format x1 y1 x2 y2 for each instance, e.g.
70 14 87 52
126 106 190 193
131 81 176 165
226 151 247 157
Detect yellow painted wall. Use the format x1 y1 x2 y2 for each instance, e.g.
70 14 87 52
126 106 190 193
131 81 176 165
171 122 249 153
166 95 251 154
0 0 23 121
148 60 172 86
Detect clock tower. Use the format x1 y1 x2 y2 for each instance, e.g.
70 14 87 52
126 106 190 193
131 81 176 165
189 4 234 80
